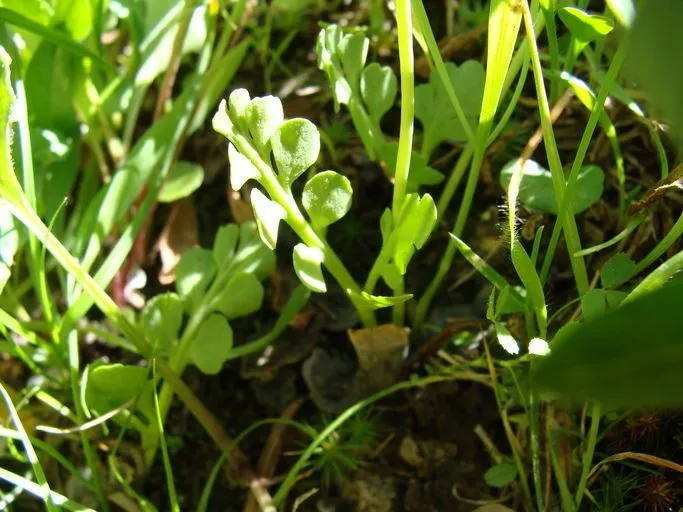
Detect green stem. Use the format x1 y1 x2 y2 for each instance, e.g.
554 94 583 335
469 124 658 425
217 122 376 328
574 402 601 509
634 212 683 274
521 0 589 295
539 38 628 287
435 144 474 222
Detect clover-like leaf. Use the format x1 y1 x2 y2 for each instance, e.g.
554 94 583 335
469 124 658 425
188 314 234 375
213 224 239 266
0 204 19 295
601 252 637 290
302 171 353 229
176 247 216 310
499 159 604 215
380 142 445 187
251 188 286 250
361 63 397 125
580 289 627 321
140 293 184 354
559 7 614 43
271 119 320 186
293 243 326 293
228 88 251 123
212 272 265 318
392 193 437 274
316 25 352 107
85 363 152 417
230 221 276 279
415 60 485 158
158 161 204 203
245 96 284 151
228 143 260 191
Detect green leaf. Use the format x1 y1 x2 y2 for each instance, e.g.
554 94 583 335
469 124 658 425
0 204 18 294
175 248 216 310
0 48 22 202
245 96 284 151
534 280 683 407
415 61 485 157
379 142 444 187
293 243 326 293
140 292 184 354
229 221 276 279
85 363 151 415
53 0 93 40
188 314 234 375
158 161 204 202
213 224 239 267
352 291 413 310
271 119 320 186
500 159 604 215
338 32 368 91
316 25 353 107
228 88 251 123
212 272 264 318
360 63 397 125
135 5 208 85
600 252 636 290
580 289 627 321
251 188 286 250
228 143 260 191
559 7 614 43
392 193 437 274
484 462 518 488
302 170 353 228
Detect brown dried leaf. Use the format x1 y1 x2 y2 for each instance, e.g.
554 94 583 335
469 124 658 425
156 198 199 285
348 324 409 391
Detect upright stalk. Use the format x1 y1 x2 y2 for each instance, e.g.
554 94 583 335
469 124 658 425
391 0 415 326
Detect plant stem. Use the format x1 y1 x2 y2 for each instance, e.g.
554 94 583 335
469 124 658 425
217 122 377 328
574 402 600 509
521 0 589 295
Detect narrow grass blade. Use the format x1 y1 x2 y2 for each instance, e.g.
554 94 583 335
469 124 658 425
0 468 94 512
152 361 179 512
0 382 57 511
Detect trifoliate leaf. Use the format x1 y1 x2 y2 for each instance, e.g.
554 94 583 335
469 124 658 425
499 159 604 215
213 224 239 266
228 143 260 191
251 188 286 250
580 289 627 321
212 272 264 318
140 293 184 354
176 248 216 310
271 119 320 186
188 314 234 375
601 252 637 290
415 60 485 158
293 243 326 293
361 63 397 125
158 161 204 202
302 171 353 228
245 96 284 151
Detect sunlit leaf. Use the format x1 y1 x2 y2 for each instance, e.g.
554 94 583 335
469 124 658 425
559 7 614 42
245 96 284 151
228 143 260 191
0 204 18 294
272 119 320 186
250 188 286 250
85 364 152 416
360 63 397 124
175 247 216 310
212 224 239 266
302 170 353 228
293 243 326 293
140 292 184 354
